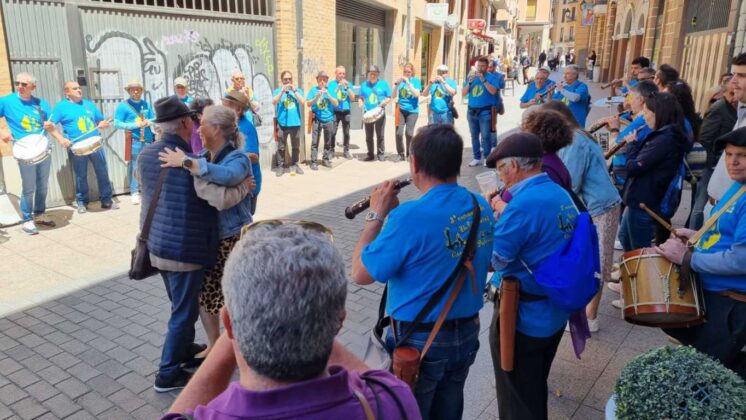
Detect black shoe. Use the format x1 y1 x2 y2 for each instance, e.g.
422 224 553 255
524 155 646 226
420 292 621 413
275 167 285 177
294 165 304 175
322 159 332 168
310 162 319 171
190 343 207 357
154 370 193 393
182 355 205 372
101 201 119 210
377 155 385 162
397 153 405 162
344 151 353 159
363 155 375 162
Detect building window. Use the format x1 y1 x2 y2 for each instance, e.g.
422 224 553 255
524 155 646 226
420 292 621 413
685 0 732 34
526 0 537 21
89 0 273 16
569 26 574 41
560 28 564 42
336 20 384 86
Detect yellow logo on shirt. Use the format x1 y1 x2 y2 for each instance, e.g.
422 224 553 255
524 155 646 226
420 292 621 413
434 88 445 99
471 85 484 97
399 87 412 99
337 90 348 101
77 117 95 134
284 97 297 110
317 98 329 110
21 115 40 132
696 203 736 250
368 93 379 105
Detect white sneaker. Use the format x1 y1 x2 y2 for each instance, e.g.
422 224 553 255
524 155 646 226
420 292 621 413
611 270 621 282
614 239 623 250
587 317 599 333
22 221 38 235
468 159 483 167
608 282 621 293
611 299 623 309
131 193 141 205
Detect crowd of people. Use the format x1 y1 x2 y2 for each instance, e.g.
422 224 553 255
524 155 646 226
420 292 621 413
2 48 744 420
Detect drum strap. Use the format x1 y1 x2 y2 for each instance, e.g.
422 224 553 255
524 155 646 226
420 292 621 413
690 185 746 246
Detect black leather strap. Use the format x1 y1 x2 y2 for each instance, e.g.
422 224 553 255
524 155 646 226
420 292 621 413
140 169 168 242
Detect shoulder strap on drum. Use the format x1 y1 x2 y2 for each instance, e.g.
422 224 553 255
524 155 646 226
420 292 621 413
690 184 746 245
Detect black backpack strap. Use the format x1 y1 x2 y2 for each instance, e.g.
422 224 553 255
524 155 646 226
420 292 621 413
141 169 168 241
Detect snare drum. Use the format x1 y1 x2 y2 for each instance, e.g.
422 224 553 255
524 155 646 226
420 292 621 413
12 134 50 165
620 248 704 327
685 142 707 179
71 136 103 156
362 107 385 124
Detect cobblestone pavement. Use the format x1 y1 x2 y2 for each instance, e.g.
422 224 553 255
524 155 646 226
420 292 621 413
0 71 684 419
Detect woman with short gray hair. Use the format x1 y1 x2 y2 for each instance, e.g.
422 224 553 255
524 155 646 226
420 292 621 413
159 104 253 359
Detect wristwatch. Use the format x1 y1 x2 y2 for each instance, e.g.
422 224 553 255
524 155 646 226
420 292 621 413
610 128 620 133
182 157 193 170
365 211 384 224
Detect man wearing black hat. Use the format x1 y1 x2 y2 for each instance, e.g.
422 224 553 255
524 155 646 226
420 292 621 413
358 65 391 161
484 132 580 419
307 70 338 170
656 126 746 379
137 96 219 392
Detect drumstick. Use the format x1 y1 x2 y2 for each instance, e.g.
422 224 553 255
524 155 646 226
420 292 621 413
639 203 686 242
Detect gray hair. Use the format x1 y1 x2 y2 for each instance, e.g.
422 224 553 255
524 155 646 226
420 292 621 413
565 65 579 75
222 223 347 381
15 72 36 85
156 118 183 136
503 156 541 170
201 105 244 149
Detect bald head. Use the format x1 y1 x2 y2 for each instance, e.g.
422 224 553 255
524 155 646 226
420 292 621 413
335 66 346 81
231 71 246 89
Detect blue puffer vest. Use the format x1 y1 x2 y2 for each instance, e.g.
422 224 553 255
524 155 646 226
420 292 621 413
138 133 218 268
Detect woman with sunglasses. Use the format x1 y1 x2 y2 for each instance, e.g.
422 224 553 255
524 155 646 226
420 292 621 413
188 98 213 153
272 70 305 175
159 105 254 359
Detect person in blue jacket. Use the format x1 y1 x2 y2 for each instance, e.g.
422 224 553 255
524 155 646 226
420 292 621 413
394 63 422 160
552 65 591 128
519 67 555 108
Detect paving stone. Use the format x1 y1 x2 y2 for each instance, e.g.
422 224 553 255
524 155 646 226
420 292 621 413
96 325 126 341
96 359 130 380
137 389 173 411
112 334 145 351
77 348 110 367
10 397 49 420
108 388 147 412
38 313 67 326
24 380 59 402
131 403 164 420
116 372 153 395
54 320 82 334
97 406 131 419
106 346 137 364
66 362 101 382
58 340 90 356
33 343 64 359
25 322 56 337
78 318 106 332
0 357 24 376
36 365 71 385
89 337 117 353
85 374 124 397
48 352 81 370
0 383 28 405
132 343 162 362
0 335 19 352
42 393 81 418
13 315 41 329
0 402 13 420
19 354 53 373
70 329 98 344
54 377 89 400
65 410 97 420
123 357 157 377
7 344 35 362
6 369 40 388
75 391 114 416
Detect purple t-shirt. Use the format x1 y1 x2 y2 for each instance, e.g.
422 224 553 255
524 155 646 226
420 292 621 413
502 153 572 202
190 123 203 154
161 366 420 419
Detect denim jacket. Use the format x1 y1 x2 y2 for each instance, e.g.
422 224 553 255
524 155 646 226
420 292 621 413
558 130 621 217
195 146 253 239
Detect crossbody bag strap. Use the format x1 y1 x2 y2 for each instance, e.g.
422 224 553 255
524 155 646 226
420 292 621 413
140 169 168 241
689 184 746 245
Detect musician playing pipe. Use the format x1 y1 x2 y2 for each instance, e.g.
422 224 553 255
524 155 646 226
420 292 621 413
47 81 117 214
272 70 305 176
113 79 155 205
612 56 650 99
423 64 458 125
656 127 746 380
394 63 422 161
462 56 500 167
327 66 356 160
306 70 338 171
0 72 60 235
518 67 555 110
358 65 391 162
551 65 591 128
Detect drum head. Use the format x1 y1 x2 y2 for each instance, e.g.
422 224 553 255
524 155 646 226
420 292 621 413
13 134 48 160
72 136 102 149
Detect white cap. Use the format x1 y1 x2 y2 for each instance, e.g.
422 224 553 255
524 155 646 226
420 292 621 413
436 64 449 72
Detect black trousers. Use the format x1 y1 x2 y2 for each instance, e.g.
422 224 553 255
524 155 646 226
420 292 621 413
276 126 300 167
489 302 564 420
396 109 418 157
311 119 334 163
364 115 386 157
665 291 746 380
333 111 351 151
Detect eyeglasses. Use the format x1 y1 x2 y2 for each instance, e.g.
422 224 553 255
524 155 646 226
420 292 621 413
233 77 245 81
240 219 334 241
14 82 28 87
282 78 292 82
638 76 654 81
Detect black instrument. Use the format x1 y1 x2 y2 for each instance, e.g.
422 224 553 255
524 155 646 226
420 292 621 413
345 178 412 219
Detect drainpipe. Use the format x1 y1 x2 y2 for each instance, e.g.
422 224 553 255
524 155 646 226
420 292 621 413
296 0 304 89
406 0 412 62
733 0 746 55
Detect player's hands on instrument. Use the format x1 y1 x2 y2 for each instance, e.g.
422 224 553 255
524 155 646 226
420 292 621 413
622 130 637 144
370 180 400 218
136 120 149 128
158 146 187 168
674 228 696 240
60 138 72 148
98 120 111 129
435 76 444 83
490 193 507 215
654 238 688 265
248 176 256 191
608 115 620 130
1 131 12 143
468 74 475 83
43 121 55 131
247 152 259 163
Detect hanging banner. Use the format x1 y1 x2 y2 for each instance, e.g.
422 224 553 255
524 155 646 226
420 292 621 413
582 2 594 26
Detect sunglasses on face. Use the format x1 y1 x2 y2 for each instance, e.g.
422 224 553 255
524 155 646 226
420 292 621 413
234 77 245 81
240 219 334 241
282 78 292 82
15 82 29 87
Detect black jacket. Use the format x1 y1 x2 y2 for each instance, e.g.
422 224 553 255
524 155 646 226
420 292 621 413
699 98 737 168
622 124 691 213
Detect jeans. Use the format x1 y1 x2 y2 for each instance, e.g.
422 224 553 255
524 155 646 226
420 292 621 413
618 206 655 251
396 109 418 157
429 111 453 125
277 126 301 167
159 269 204 380
364 115 386 158
69 148 113 206
688 167 713 230
311 119 334 163
333 111 351 151
387 316 480 420
128 140 151 194
18 157 51 221
467 109 492 160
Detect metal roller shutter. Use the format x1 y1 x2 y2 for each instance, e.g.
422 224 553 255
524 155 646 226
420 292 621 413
336 0 386 27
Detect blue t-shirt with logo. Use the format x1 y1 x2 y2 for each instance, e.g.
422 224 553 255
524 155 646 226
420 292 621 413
464 73 500 109
362 184 495 322
114 99 155 142
327 80 352 112
273 88 304 128
520 79 556 105
619 78 639 96
239 114 261 195
490 174 579 337
179 96 193 106
397 78 422 113
359 80 392 112
429 78 458 115
306 86 337 123
0 93 52 141
553 80 591 127
51 99 105 143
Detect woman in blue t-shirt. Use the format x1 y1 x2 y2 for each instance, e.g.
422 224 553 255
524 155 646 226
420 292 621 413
394 63 422 160
272 70 305 175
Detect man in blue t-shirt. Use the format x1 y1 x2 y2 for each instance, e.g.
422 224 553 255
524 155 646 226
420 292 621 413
328 66 356 160
223 90 261 214
306 71 339 170
424 64 457 125
394 64 422 160
484 132 579 419
462 56 500 167
174 77 192 106
49 81 117 213
552 65 591 128
358 65 391 161
114 79 155 205
656 128 746 379
0 72 62 234
487 59 507 149
519 67 555 109
352 124 494 419
272 70 305 176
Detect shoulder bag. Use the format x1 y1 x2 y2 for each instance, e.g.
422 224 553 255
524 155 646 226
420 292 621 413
129 169 168 280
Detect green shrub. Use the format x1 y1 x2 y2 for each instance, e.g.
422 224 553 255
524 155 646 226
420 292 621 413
614 346 746 420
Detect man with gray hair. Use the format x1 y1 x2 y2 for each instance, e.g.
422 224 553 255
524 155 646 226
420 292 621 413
552 64 590 127
519 67 555 109
163 223 419 419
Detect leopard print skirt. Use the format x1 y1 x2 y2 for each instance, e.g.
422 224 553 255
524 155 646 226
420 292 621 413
199 233 241 315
